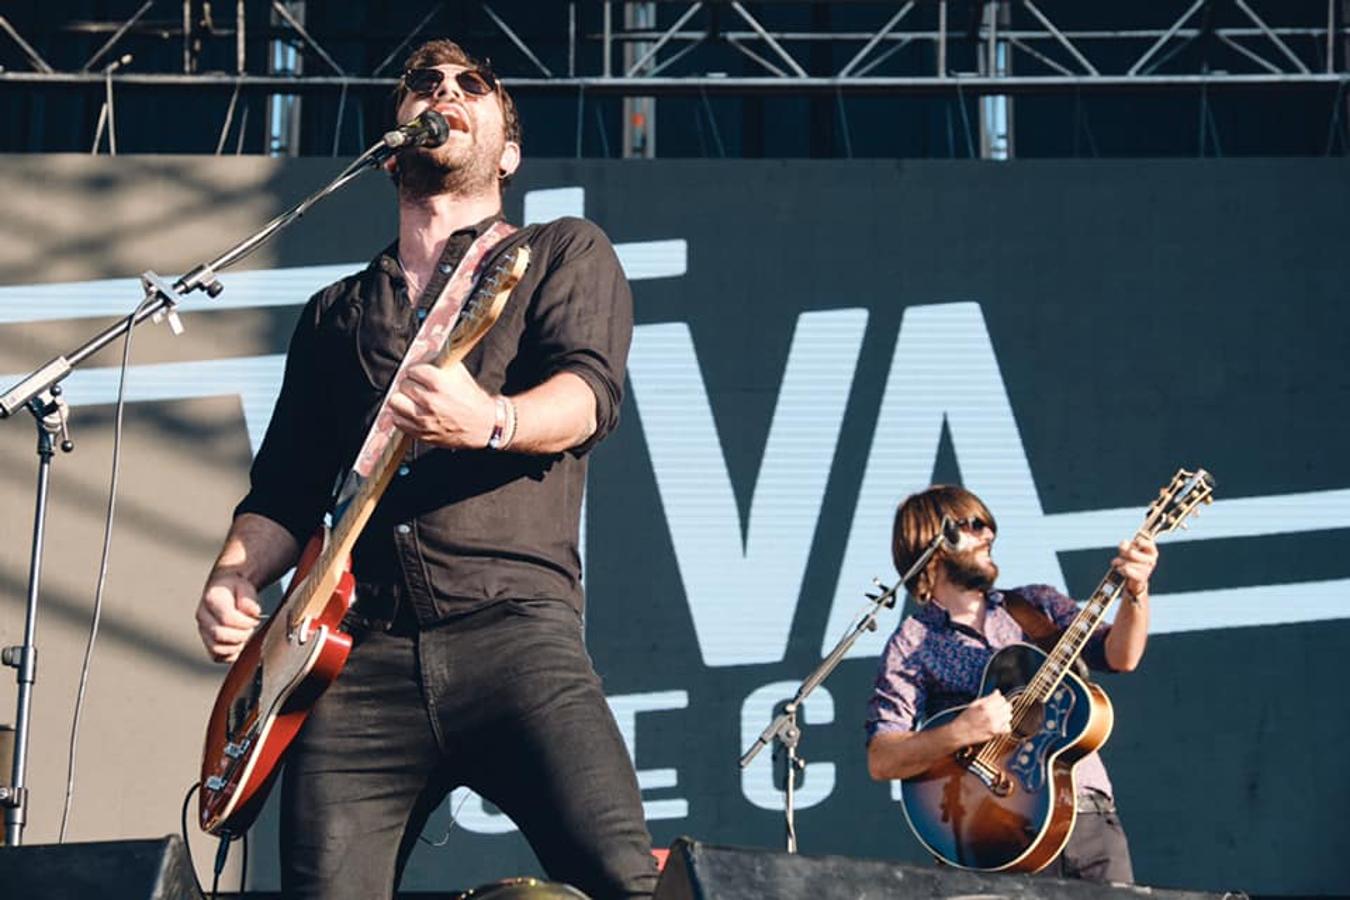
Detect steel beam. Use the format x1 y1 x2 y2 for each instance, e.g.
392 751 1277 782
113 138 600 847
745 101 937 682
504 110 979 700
1 72 1344 96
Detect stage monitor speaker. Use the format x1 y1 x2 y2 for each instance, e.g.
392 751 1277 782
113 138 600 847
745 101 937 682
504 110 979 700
0 834 198 900
653 837 1223 900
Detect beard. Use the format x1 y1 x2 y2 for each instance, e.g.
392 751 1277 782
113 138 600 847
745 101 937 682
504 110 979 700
396 133 501 201
941 546 998 593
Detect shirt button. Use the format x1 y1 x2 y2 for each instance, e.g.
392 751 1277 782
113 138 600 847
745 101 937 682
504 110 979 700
397 465 410 477
396 524 412 535
439 262 453 274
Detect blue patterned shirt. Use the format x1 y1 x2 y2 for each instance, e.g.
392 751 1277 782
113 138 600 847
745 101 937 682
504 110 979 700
866 583 1116 797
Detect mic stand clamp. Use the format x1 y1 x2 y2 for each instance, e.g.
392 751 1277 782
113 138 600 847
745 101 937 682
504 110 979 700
738 522 952 854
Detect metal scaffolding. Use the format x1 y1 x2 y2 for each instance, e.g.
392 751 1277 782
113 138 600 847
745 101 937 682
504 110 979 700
0 1 1346 156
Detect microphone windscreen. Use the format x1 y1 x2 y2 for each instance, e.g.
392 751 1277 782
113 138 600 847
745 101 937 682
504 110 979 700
419 110 450 147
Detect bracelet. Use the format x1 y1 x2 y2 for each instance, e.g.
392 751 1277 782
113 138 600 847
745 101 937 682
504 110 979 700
487 396 509 450
500 396 519 451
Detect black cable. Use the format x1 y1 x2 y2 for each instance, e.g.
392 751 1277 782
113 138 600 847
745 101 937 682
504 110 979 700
211 834 232 899
241 829 249 893
57 291 152 842
179 782 208 898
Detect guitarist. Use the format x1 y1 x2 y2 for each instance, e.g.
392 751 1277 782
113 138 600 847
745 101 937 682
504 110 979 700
865 485 1158 882
193 39 657 900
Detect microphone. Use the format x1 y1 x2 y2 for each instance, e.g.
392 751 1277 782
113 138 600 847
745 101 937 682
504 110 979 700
382 109 451 150
941 515 963 550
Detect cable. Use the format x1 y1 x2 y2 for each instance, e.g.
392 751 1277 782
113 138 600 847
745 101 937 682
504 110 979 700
418 788 473 848
241 830 250 893
57 291 151 842
180 782 208 898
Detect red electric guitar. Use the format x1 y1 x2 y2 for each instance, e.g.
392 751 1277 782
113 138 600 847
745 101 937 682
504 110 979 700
898 467 1214 872
199 245 530 835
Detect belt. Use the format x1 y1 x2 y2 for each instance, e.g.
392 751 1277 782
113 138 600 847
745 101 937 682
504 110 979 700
1075 789 1116 814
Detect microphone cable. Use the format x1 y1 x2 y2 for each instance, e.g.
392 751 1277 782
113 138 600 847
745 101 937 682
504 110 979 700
58 289 154 842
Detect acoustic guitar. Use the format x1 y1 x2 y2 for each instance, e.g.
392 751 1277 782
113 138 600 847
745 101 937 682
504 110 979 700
198 245 530 836
898 468 1214 872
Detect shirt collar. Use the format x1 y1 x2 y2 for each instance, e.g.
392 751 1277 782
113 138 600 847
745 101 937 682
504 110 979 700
913 588 1004 627
372 211 507 278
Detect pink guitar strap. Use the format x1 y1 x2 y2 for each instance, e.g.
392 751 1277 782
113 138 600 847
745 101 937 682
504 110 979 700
333 220 517 512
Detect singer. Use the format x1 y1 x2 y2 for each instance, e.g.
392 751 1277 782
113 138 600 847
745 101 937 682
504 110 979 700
193 38 657 899
865 485 1158 882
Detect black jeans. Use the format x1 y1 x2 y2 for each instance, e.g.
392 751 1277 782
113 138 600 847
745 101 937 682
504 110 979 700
278 598 658 899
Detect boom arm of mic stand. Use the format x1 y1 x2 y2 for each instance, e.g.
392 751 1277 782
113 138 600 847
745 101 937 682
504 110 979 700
738 578 905 769
0 140 391 419
737 528 948 769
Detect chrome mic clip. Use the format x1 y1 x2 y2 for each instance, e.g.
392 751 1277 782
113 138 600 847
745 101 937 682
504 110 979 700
141 270 186 336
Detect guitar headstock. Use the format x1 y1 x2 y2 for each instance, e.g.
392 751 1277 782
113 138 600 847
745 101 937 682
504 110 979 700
442 244 532 356
1143 467 1215 538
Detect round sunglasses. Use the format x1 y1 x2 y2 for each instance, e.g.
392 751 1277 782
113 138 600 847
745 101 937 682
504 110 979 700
402 67 498 99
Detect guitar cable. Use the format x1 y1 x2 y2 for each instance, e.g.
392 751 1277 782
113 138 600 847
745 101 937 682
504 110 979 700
209 824 248 898
58 290 153 842
181 780 251 900
180 782 208 898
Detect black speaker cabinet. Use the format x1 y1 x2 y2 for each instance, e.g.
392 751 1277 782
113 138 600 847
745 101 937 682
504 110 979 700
0 835 198 900
654 837 1222 900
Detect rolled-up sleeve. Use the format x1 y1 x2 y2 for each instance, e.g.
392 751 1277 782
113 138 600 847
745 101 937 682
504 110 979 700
866 622 928 743
525 218 633 456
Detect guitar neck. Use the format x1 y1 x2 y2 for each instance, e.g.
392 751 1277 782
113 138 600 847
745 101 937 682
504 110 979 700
1025 522 1153 702
287 429 414 627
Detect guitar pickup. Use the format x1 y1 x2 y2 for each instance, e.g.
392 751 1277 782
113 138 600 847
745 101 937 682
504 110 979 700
205 775 227 791
224 741 249 759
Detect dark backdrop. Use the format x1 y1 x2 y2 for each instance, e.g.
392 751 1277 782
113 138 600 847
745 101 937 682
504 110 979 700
0 156 1345 895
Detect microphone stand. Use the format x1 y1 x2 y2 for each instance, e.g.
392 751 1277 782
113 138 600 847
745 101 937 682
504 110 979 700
738 523 952 853
0 134 402 847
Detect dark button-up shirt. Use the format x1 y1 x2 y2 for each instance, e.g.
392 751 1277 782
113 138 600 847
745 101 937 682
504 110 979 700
866 584 1116 797
236 215 633 622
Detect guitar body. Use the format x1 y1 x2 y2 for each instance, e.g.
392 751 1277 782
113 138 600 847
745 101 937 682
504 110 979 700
899 643 1114 872
199 529 355 835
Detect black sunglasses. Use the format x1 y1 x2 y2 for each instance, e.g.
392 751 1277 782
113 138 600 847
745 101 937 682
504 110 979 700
953 516 996 536
402 67 498 98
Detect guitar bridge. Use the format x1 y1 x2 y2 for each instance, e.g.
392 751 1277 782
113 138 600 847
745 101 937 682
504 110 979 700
964 756 1013 797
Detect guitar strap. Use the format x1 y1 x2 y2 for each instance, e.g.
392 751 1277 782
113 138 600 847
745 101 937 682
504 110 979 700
1002 589 1091 680
332 220 518 516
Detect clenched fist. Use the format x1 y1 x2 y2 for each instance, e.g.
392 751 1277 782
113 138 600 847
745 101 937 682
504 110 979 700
196 571 262 663
953 690 1013 745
